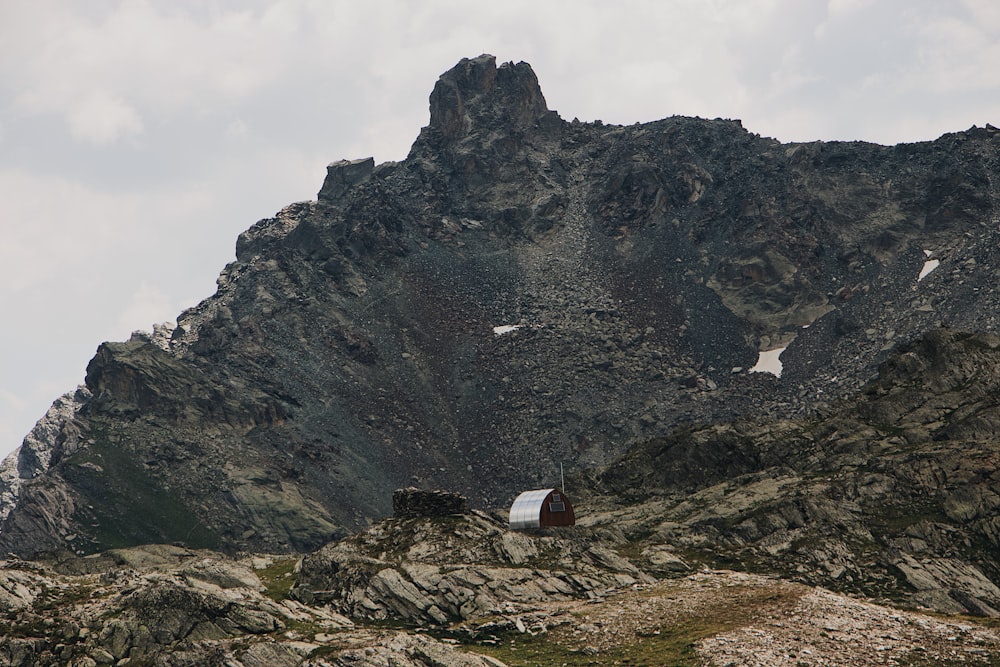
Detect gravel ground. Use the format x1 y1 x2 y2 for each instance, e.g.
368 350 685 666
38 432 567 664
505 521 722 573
701 579 1000 666
510 570 1000 666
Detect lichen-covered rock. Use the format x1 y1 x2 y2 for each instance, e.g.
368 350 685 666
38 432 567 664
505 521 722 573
595 328 1000 615
319 157 375 202
0 546 353 666
0 386 89 524
293 512 649 626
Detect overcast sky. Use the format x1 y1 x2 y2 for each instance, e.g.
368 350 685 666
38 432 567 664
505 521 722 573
2 0 998 460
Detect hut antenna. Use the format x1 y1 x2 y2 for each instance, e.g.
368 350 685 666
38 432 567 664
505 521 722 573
560 462 565 493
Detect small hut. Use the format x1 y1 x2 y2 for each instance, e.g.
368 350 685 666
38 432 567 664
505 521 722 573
508 488 575 530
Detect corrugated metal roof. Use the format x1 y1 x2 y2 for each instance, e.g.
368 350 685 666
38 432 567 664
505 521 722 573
508 488 554 530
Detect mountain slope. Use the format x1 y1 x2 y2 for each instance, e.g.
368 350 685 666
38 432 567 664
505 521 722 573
1 54 999 558
594 328 1000 615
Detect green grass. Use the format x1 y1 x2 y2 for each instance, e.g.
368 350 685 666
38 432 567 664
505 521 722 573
256 557 300 602
0 582 97 640
898 653 1000 667
469 619 727 667
466 586 802 667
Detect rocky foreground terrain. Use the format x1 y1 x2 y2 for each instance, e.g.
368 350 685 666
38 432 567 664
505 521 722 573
2 509 1000 666
2 54 1000 664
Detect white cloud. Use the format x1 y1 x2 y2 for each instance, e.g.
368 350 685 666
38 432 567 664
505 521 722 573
6 2 284 123
260 2 300 35
826 0 873 18
225 118 250 140
962 0 1000 27
0 390 27 416
906 12 1000 95
67 90 144 145
0 168 138 293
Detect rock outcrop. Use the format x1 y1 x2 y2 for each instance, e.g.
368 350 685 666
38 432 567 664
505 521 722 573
592 328 1000 616
292 512 649 626
424 54 554 144
0 387 89 524
4 533 1000 666
0 544 517 667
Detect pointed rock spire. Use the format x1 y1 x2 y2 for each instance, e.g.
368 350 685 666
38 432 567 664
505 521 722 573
426 54 553 142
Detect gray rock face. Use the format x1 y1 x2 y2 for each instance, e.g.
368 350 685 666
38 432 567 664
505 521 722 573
595 328 1000 615
5 541 1000 667
0 544 520 667
319 157 375 202
0 547 278 664
1 54 1000 566
426 54 552 143
0 387 89 524
293 512 649 626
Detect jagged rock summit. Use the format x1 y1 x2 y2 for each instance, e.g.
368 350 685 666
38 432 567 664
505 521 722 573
425 54 553 143
0 55 999 579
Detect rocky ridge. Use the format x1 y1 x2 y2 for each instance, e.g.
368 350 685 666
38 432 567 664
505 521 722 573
291 511 649 626
591 328 1000 617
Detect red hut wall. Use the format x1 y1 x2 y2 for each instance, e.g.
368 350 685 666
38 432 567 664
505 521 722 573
538 490 575 527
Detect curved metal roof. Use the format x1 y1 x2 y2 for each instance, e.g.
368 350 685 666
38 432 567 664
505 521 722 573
508 488 555 530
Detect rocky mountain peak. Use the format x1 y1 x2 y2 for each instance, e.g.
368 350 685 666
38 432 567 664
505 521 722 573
425 54 553 143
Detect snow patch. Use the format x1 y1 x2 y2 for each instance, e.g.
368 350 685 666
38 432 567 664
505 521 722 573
493 325 521 336
918 259 939 281
918 250 939 282
750 347 785 378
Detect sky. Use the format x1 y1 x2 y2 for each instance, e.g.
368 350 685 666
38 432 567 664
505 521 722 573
1 0 998 460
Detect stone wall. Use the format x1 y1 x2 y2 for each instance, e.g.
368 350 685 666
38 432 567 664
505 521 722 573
392 488 468 518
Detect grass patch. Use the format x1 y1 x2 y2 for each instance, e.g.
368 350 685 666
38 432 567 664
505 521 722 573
898 653 1000 667
468 584 802 667
470 618 731 667
257 557 300 602
1 583 97 640
34 583 98 611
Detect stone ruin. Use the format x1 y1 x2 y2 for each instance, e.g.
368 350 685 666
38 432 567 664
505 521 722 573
392 487 469 518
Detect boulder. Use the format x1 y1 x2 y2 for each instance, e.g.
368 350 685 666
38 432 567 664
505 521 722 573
318 157 375 201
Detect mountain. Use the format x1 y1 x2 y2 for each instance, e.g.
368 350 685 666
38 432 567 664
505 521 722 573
1 53 1000 573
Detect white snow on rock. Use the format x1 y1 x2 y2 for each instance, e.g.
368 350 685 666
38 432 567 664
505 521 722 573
493 325 521 336
750 347 785 378
918 250 940 282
